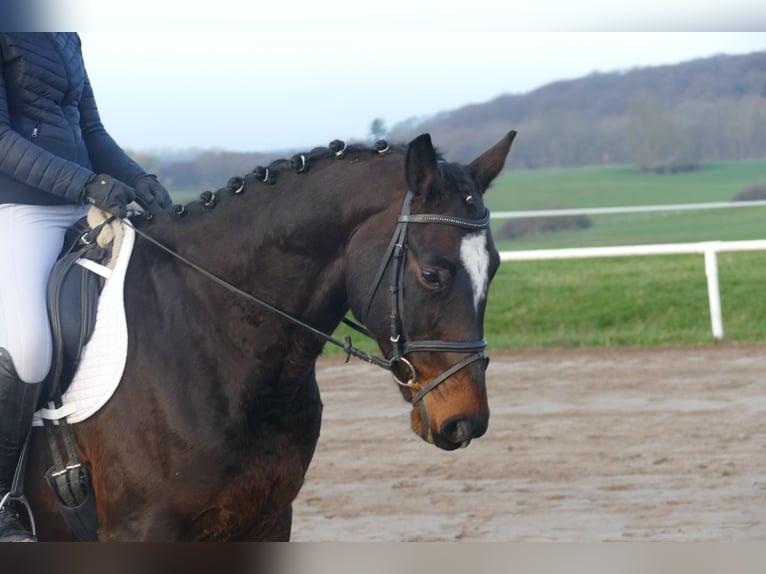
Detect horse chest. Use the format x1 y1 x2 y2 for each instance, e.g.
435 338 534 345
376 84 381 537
187 443 309 541
185 393 322 540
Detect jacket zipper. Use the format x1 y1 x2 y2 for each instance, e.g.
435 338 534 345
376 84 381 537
32 127 39 140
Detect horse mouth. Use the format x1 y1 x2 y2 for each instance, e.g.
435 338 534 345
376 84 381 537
429 416 483 451
432 436 472 451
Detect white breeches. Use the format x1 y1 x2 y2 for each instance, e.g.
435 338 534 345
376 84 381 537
0 203 88 383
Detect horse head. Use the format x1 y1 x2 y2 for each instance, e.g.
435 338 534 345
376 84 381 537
346 131 516 450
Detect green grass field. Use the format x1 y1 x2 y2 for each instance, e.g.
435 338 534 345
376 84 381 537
487 160 766 250
487 160 766 210
329 160 766 353
486 251 766 349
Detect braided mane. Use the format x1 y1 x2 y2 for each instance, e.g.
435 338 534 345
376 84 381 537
169 139 402 215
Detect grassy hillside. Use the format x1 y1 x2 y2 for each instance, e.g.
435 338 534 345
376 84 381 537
388 52 766 168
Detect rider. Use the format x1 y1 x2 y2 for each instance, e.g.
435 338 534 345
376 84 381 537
0 33 172 541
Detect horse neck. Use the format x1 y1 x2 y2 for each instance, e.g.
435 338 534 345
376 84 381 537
142 154 404 358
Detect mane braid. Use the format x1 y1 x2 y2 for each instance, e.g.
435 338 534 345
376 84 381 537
167 140 409 214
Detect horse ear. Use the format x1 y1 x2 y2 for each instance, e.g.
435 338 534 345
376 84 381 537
467 130 517 194
405 133 439 198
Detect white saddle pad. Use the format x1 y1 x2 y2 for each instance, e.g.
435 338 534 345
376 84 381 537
32 221 135 426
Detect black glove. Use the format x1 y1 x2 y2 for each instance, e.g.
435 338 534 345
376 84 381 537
133 174 172 215
83 174 136 218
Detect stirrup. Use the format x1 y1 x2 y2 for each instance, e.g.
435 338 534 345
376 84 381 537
0 430 37 538
0 491 37 539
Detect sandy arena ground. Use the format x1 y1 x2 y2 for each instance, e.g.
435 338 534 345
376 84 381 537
290 345 766 541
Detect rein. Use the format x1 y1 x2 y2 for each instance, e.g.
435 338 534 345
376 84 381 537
124 189 491 424
123 219 392 372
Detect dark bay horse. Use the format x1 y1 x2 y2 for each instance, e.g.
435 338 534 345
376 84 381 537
25 130 516 540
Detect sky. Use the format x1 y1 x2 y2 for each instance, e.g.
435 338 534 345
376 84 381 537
54 3 766 153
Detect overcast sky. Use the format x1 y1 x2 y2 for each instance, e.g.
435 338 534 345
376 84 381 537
58 3 766 153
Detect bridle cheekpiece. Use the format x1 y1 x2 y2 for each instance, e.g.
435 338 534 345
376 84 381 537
359 190 491 407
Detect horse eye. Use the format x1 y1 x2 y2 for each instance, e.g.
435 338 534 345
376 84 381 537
420 267 447 289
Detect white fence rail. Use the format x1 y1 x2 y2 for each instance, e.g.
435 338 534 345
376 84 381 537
491 199 766 220
499 240 766 340
491 201 766 341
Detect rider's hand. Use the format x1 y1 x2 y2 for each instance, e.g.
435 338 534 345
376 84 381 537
83 174 136 219
133 174 172 215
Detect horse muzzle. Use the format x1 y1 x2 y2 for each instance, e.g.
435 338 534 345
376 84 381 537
402 353 490 450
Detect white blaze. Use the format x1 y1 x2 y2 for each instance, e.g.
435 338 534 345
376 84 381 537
460 231 490 312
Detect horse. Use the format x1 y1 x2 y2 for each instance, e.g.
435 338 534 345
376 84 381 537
24 130 516 540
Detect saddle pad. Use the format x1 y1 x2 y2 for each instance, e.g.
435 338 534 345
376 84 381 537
32 221 135 426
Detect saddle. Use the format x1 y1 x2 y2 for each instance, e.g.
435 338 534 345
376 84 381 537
42 211 117 406
35 207 125 541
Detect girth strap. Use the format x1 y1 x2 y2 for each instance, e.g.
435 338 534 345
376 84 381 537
42 415 100 541
43 418 88 508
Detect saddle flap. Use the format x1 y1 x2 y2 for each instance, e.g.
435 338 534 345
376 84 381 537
33 217 134 426
42 216 114 407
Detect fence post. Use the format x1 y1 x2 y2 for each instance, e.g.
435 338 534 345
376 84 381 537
704 246 724 340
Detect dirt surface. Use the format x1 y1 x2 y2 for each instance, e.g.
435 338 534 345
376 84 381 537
290 345 766 541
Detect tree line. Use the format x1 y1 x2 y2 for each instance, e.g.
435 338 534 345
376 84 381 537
133 51 766 192
387 51 766 172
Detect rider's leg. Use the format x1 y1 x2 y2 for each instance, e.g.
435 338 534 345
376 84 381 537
0 203 87 542
0 350 43 541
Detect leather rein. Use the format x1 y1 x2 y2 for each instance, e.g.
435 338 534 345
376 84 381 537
124 190 491 409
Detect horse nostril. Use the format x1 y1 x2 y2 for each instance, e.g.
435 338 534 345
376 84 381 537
441 417 473 447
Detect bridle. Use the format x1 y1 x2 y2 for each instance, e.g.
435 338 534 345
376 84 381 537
125 189 491 432
355 190 491 424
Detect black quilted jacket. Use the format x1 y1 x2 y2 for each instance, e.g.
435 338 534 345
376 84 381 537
0 32 145 205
